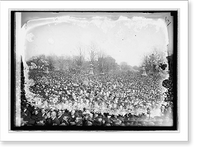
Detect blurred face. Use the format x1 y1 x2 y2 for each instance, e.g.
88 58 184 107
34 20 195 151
51 111 56 118
63 116 68 121
35 110 38 115
98 118 102 122
41 109 45 114
58 110 62 116
71 110 75 116
94 114 98 118
84 114 89 119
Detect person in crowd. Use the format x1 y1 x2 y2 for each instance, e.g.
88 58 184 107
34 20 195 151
51 111 60 126
35 108 45 126
57 110 64 124
21 106 31 125
68 110 76 126
27 109 39 125
147 107 151 119
45 111 53 126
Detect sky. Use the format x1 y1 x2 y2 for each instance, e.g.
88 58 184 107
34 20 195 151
24 13 169 66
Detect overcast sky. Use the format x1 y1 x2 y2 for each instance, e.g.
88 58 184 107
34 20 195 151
24 13 169 66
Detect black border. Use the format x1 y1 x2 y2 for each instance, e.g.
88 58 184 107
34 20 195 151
11 11 16 130
10 10 178 131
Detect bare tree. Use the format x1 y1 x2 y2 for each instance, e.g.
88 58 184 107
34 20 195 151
120 62 132 72
89 43 98 64
71 46 86 74
97 50 106 73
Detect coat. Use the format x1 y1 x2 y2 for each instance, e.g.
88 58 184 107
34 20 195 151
52 117 60 126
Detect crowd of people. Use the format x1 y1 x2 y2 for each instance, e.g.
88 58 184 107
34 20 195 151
21 70 173 127
21 104 172 127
